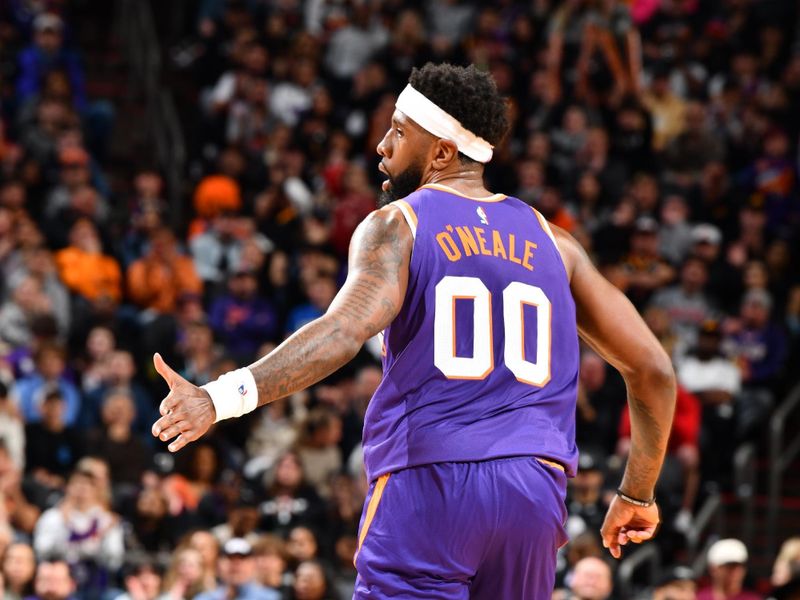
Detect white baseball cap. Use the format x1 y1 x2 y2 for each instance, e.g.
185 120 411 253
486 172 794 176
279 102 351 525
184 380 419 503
707 538 748 566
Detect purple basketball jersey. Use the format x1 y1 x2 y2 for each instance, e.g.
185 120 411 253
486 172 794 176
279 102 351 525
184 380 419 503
363 184 580 482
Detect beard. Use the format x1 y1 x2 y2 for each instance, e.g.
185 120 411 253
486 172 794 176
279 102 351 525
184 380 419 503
378 161 425 207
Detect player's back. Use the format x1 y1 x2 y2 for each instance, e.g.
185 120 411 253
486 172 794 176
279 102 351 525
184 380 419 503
363 183 579 482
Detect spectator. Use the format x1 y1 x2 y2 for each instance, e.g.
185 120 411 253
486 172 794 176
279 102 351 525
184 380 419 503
183 531 219 593
286 527 320 570
295 409 342 500
569 557 613 600
653 566 697 600
27 559 78 600
724 289 788 439
285 277 337 335
79 326 116 397
109 560 162 600
772 538 800 589
0 381 25 471
178 320 221 386
641 65 687 152
697 539 762 600
0 276 57 349
189 177 241 241
2 542 36 600
85 390 153 487
17 14 86 111
194 538 280 600
54 219 121 308
33 460 125 595
259 451 325 536
127 486 179 555
292 560 338 600
82 350 155 436
252 536 289 594
650 256 716 354
565 452 608 541
245 399 299 481
163 443 221 516
210 486 261 547
15 343 81 426
575 352 626 456
156 547 208 600
208 269 277 362
658 194 693 266
664 101 726 186
609 216 675 309
24 387 83 487
126 228 203 315
190 212 241 289
7 245 70 339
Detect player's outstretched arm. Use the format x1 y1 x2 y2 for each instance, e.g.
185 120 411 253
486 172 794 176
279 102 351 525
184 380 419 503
151 205 412 452
552 225 676 559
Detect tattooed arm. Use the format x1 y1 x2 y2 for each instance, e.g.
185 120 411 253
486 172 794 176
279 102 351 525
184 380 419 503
249 206 410 403
151 206 412 452
552 225 676 558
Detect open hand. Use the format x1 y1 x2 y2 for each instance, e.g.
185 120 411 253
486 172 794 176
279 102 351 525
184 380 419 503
600 495 660 559
150 353 216 452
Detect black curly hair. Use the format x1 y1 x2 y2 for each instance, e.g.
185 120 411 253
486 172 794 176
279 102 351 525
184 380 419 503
408 63 510 164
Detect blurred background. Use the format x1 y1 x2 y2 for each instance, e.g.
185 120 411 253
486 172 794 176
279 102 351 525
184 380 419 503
0 0 799 599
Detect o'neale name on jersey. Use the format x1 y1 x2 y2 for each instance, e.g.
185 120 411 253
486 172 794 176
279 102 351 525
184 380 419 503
435 224 537 271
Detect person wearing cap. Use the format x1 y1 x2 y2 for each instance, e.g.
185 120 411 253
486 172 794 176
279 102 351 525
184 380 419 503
653 566 697 600
724 289 788 440
698 539 761 600
194 538 280 600
17 13 87 112
566 450 608 541
611 216 675 309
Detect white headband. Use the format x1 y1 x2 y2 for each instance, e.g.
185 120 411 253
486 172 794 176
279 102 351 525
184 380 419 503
395 84 494 163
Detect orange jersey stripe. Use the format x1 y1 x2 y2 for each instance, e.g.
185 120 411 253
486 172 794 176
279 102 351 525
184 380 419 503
356 473 391 554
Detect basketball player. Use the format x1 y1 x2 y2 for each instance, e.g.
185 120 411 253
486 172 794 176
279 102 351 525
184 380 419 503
151 63 676 599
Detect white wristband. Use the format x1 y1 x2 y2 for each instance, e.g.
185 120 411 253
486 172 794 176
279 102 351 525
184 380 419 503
201 368 259 422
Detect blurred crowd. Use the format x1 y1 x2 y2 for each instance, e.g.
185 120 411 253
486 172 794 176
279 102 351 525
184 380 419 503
0 0 799 598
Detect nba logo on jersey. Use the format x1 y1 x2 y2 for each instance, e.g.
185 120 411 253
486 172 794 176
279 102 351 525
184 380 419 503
476 206 489 225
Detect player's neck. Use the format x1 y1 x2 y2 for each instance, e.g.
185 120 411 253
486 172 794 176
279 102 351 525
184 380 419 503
424 164 491 198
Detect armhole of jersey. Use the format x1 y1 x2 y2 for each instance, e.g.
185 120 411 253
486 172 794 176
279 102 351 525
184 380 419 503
393 199 418 240
531 207 558 250
531 206 570 277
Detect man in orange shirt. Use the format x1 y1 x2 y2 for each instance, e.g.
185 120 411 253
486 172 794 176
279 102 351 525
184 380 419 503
55 219 121 307
127 227 203 314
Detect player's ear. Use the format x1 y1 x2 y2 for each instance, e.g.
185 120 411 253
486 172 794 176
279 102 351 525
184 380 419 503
430 139 459 170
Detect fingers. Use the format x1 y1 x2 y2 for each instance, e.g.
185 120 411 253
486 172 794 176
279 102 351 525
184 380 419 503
151 414 195 453
159 395 178 417
601 525 622 559
155 420 186 444
168 432 194 453
625 527 656 543
151 413 173 438
153 353 180 388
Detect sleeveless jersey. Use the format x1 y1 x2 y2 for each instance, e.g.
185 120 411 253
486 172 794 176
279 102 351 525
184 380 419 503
362 183 580 482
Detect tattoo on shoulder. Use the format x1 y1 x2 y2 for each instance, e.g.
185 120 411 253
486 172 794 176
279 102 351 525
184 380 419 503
355 211 407 284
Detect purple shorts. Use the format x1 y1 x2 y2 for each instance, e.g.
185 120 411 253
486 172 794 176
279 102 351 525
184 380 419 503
353 456 568 600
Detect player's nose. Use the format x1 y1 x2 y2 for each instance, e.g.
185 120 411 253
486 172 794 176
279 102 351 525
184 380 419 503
376 130 391 158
